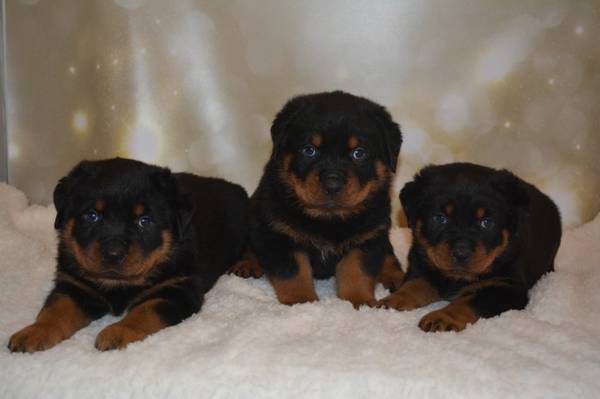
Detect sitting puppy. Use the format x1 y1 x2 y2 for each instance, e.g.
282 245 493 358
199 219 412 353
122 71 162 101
232 91 404 308
378 163 562 332
8 158 248 352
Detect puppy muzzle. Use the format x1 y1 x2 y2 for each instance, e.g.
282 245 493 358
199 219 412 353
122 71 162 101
320 170 346 196
101 239 128 266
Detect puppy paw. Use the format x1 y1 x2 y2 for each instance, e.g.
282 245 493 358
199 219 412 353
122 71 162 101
418 309 472 332
95 323 150 351
229 257 264 279
8 323 65 353
375 292 422 311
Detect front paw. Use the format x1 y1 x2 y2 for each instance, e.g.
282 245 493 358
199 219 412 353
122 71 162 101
8 323 65 353
418 309 473 332
376 292 422 311
95 323 150 351
229 258 264 279
341 295 377 310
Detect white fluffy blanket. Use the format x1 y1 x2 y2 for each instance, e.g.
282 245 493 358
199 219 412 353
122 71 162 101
1 183 599 399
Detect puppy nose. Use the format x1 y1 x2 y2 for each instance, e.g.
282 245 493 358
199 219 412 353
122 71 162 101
452 240 473 264
101 239 128 264
320 171 345 195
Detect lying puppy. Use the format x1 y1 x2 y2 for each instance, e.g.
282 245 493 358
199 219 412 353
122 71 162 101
232 91 404 308
378 162 562 332
8 158 248 352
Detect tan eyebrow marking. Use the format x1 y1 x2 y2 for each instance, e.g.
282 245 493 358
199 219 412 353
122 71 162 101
445 203 454 216
348 136 359 150
134 204 145 216
95 199 105 211
311 134 322 147
475 207 485 219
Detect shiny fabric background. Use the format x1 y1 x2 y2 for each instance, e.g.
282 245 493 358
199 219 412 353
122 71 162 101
5 0 600 227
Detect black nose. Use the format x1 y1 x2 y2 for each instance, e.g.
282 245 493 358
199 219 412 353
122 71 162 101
101 239 128 265
452 240 473 264
320 171 345 195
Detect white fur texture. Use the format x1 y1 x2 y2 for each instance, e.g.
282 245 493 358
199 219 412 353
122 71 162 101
1 183 599 398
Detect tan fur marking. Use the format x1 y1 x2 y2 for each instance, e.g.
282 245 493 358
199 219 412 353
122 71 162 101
396 208 408 228
377 254 405 290
469 229 510 274
348 136 359 149
458 277 514 297
269 252 318 305
270 219 387 256
119 230 173 279
475 207 485 219
280 155 389 219
445 203 454 216
95 199 105 211
419 295 479 332
62 219 104 275
95 298 166 350
311 134 322 148
415 221 510 280
8 295 91 352
377 278 439 311
229 251 264 278
133 204 145 216
336 249 377 309
63 220 173 286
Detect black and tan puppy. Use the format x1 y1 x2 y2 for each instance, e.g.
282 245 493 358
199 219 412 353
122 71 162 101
8 158 248 352
232 91 404 308
378 162 562 332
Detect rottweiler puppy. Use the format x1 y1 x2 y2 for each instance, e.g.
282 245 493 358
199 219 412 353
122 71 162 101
378 162 562 332
8 158 248 352
231 91 404 308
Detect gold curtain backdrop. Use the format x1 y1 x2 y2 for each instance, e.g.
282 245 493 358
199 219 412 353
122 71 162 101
6 0 600 227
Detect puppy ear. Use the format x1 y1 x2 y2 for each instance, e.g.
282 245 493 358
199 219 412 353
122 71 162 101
53 161 92 230
368 106 402 171
491 170 530 210
271 95 311 160
154 170 193 239
491 170 530 232
399 181 424 228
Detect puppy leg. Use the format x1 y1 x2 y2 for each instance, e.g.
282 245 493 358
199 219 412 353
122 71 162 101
9 292 93 353
376 277 439 311
377 253 404 292
95 277 203 350
229 250 264 278
268 251 318 305
336 249 377 309
419 281 528 332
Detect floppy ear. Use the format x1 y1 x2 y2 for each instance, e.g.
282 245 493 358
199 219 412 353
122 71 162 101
270 95 311 160
491 170 530 210
53 161 92 230
368 105 402 171
491 170 530 232
152 169 193 239
399 180 425 228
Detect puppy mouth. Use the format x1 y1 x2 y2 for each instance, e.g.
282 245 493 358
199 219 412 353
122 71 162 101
82 268 145 281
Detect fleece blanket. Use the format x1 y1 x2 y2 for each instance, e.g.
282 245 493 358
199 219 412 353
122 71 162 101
0 182 599 399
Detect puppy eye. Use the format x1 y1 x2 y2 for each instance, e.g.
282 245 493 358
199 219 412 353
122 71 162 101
82 210 101 224
432 213 449 225
351 147 366 160
479 218 494 229
301 144 318 158
137 215 153 229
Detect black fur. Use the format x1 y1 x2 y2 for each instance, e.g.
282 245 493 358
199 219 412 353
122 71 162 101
9 157 248 351
401 162 561 324
248 91 402 305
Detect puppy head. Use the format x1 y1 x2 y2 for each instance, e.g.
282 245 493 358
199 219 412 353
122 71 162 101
401 163 529 280
54 158 182 286
271 91 402 218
